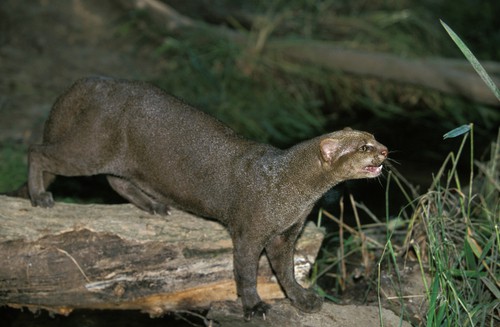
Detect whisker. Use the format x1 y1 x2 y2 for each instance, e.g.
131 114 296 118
385 157 401 166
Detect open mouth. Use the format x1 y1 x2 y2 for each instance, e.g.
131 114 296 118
364 165 383 175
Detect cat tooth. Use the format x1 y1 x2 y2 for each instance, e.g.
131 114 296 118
364 165 382 174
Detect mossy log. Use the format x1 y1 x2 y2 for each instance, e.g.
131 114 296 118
0 195 324 317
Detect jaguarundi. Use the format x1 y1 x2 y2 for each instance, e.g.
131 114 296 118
28 77 388 320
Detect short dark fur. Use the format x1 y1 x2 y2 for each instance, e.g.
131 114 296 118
28 78 388 320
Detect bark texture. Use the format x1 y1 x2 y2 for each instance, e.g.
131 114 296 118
0 196 324 317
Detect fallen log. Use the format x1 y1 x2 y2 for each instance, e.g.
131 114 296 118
0 195 324 317
117 0 500 106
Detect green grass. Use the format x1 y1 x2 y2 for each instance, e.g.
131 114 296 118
313 126 499 326
412 126 499 326
311 14 499 327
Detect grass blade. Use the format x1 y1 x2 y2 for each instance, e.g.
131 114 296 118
440 20 500 102
480 277 500 300
443 124 471 139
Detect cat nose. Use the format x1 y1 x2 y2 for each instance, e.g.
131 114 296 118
380 149 388 158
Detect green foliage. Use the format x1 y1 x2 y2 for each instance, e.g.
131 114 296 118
416 127 499 326
313 127 499 326
111 0 500 155
151 32 327 146
0 142 27 193
443 124 471 140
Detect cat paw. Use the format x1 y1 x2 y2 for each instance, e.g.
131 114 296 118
31 191 54 208
149 203 170 216
243 301 271 321
290 289 323 313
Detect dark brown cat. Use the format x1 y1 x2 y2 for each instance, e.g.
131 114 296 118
28 77 388 320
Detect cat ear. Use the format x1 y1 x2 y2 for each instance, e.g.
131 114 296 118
343 127 353 131
320 138 341 163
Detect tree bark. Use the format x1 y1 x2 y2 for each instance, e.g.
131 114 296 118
0 196 324 317
117 0 500 106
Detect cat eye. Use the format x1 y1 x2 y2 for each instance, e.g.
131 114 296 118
359 145 373 152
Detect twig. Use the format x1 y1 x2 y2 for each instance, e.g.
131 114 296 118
56 247 91 283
